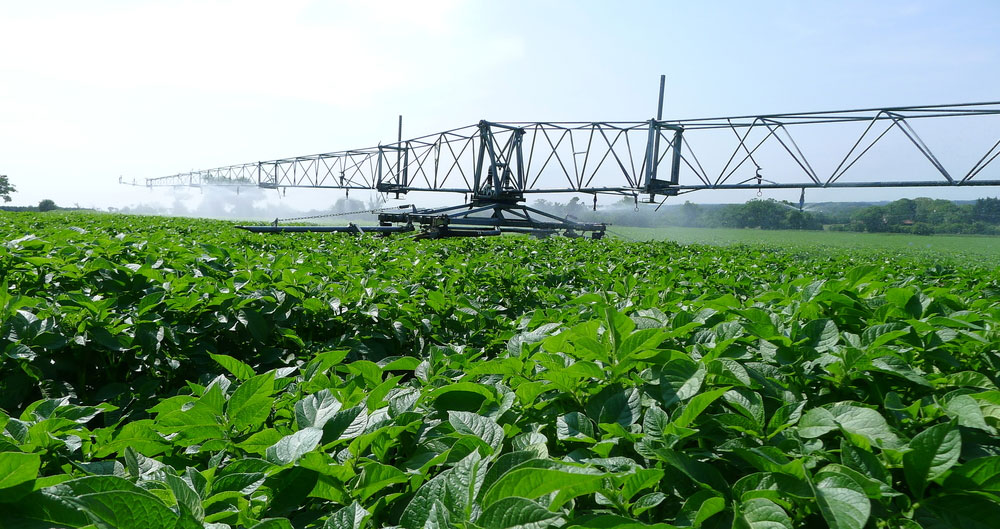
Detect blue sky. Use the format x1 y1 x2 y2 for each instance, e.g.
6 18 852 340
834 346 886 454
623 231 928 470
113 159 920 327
1 0 999 212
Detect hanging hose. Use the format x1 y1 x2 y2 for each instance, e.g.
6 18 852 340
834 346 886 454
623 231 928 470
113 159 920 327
271 204 413 226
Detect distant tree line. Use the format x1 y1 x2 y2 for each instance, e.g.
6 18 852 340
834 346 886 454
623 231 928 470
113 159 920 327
531 196 1000 235
0 199 60 212
833 197 1000 235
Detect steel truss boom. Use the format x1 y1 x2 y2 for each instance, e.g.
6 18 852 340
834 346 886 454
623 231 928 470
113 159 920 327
142 101 1000 199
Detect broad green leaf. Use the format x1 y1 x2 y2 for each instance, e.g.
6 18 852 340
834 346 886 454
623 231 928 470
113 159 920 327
429 382 495 412
236 428 285 456
557 412 596 442
631 492 666 516
944 394 994 433
443 451 486 520
0 451 41 491
163 472 204 521
839 439 890 485
670 387 728 429
478 496 563 529
481 468 607 509
93 420 169 458
658 359 706 407
355 462 408 502
449 411 504 453
642 406 669 440
323 501 368 529
916 493 1000 529
676 490 725 526
861 323 910 348
903 421 961 497
400 471 450 529
295 389 343 429
723 389 765 429
227 371 276 432
66 490 180 529
586 385 640 427
265 427 323 465
812 471 871 529
208 353 255 381
654 450 730 495
944 455 1000 493
829 402 899 448
735 498 793 529
798 319 839 352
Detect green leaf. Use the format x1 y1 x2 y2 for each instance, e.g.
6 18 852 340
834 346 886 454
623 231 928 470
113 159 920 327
675 490 725 526
236 428 285 456
478 496 563 529
265 427 323 465
812 471 871 529
93 420 169 458
944 394 994 433
323 501 369 529
944 455 1000 493
798 319 839 352
586 385 641 427
449 411 504 454
916 493 1000 529
354 462 408 502
670 387 728 429
227 371 276 431
66 490 180 529
442 450 486 519
163 472 204 521
798 407 838 438
642 406 669 440
903 421 961 497
829 402 899 448
735 498 793 529
652 450 729 495
399 471 449 529
658 359 705 407
0 451 40 491
631 492 666 516
723 389 765 430
429 382 495 412
208 353 255 381
295 389 342 429
481 467 606 509
557 412 596 442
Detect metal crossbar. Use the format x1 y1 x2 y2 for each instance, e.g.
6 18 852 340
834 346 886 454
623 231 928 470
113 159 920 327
138 102 1000 200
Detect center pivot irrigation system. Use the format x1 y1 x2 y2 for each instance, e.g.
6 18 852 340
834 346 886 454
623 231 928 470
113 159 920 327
136 77 1000 238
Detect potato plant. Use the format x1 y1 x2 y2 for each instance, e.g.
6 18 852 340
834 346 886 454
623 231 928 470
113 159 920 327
1 211 999 528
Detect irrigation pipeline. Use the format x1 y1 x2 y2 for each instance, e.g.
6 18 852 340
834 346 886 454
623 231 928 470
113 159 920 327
271 204 413 226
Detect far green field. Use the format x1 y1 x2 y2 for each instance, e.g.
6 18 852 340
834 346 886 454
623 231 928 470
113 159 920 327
608 225 1000 260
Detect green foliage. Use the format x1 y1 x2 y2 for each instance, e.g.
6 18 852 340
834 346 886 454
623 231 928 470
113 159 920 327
0 174 14 203
843 197 1000 235
1 210 1000 527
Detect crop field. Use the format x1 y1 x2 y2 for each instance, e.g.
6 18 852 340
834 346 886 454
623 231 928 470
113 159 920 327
611 226 1000 261
2 210 1000 529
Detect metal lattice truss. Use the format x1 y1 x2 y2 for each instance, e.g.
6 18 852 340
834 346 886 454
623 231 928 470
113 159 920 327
143 101 1000 198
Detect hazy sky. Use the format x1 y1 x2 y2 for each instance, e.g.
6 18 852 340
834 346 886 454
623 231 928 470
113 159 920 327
2 0 999 213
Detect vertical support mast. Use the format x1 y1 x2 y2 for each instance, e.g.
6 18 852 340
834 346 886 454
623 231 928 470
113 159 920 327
643 75 666 195
396 115 403 183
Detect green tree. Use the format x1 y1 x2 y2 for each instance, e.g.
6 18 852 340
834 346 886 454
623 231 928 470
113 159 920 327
680 201 701 226
38 199 57 212
0 174 15 203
